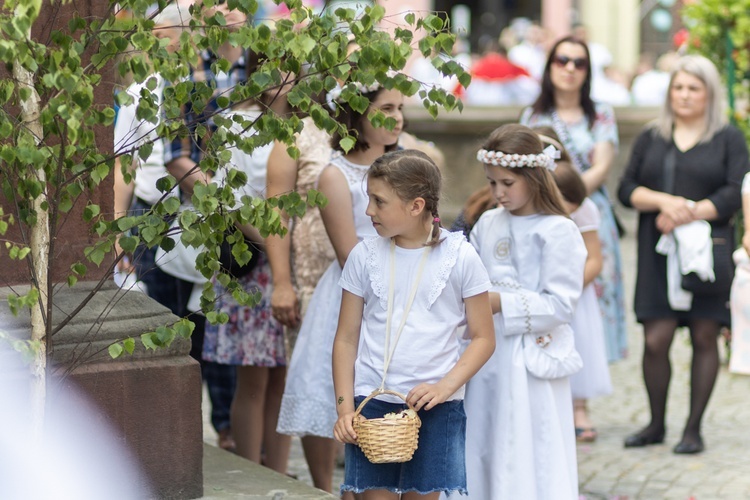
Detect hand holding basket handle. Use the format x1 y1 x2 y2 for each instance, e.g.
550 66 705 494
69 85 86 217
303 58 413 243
334 240 430 462
352 389 422 464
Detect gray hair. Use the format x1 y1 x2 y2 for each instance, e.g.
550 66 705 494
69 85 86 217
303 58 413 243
654 54 727 143
152 4 190 28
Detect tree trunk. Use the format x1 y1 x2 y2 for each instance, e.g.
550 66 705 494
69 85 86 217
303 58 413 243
13 5 49 437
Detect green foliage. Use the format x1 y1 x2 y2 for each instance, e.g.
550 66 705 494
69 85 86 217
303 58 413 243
0 0 469 361
0 329 42 363
683 1 750 242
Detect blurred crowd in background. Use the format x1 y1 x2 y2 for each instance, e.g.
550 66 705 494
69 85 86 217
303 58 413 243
408 17 681 108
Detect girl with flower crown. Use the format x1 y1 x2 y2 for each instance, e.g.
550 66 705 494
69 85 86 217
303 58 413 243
457 124 587 499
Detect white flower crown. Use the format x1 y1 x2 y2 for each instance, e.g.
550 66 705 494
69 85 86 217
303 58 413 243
325 71 397 111
328 81 381 101
476 144 560 171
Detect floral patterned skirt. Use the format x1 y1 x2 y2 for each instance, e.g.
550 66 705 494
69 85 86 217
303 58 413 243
202 252 286 367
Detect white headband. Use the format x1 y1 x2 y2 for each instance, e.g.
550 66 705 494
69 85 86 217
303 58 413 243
326 81 381 109
476 144 560 171
325 71 397 111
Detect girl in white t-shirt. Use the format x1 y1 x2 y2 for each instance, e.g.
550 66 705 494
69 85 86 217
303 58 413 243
462 124 586 500
333 149 495 498
277 85 405 493
553 162 613 442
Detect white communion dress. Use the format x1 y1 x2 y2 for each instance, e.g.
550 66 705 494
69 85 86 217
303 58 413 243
458 207 586 500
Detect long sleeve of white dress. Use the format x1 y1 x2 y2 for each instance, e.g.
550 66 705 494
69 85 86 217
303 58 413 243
470 208 587 337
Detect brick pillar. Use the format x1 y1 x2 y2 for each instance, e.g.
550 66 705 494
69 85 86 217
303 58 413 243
0 1 203 496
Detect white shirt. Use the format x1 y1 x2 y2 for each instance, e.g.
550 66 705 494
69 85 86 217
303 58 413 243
631 70 671 107
213 106 273 202
339 230 490 402
508 42 546 81
114 75 172 205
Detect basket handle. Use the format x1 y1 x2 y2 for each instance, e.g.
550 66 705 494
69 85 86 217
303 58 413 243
353 389 419 419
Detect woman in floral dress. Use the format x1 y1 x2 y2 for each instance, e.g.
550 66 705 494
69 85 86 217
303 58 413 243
521 35 627 363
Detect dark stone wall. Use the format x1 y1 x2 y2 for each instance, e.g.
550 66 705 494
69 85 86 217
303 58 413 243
0 0 115 287
1 282 204 499
64 356 203 499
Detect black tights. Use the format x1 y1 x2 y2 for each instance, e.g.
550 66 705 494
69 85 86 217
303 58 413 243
638 318 720 445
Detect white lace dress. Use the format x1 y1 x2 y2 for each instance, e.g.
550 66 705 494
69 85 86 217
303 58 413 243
276 155 375 437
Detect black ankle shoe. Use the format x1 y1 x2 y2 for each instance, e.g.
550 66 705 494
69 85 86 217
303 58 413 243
673 437 704 455
624 429 665 448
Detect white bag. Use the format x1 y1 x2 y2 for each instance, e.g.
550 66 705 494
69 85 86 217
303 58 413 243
521 325 583 380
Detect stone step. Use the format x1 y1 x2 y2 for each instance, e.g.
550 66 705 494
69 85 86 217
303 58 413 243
201 444 337 499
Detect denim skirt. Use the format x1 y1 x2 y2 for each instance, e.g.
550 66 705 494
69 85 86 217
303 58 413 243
341 396 467 496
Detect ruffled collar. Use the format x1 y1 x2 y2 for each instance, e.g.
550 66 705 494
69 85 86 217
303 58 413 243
363 229 465 310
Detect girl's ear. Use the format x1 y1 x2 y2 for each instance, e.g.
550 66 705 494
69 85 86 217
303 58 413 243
409 197 426 217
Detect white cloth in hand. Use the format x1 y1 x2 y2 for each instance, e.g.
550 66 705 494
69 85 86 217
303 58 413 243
655 220 715 311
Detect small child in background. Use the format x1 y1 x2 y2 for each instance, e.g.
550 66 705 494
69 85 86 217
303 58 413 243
553 162 613 441
729 172 750 374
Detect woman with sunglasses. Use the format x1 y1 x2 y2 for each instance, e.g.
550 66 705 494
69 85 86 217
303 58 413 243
520 35 627 440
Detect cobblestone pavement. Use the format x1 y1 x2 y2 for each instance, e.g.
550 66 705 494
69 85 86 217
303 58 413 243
203 212 750 499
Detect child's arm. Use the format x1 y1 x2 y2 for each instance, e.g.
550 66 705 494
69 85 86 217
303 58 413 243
319 166 359 268
489 292 501 314
407 291 495 411
581 229 603 287
332 290 365 444
500 221 586 335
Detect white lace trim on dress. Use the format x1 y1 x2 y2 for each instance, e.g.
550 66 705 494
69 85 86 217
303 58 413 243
276 394 336 438
365 231 465 310
364 236 388 310
426 231 464 308
329 153 369 186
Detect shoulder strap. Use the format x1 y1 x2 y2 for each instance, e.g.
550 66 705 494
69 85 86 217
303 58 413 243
550 110 589 172
663 144 676 195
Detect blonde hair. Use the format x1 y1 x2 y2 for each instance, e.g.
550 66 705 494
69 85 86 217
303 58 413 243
655 54 727 143
479 124 568 217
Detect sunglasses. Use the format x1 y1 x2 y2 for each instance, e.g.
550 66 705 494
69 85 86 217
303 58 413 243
552 55 588 70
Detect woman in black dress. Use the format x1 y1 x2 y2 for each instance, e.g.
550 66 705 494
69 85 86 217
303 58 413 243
618 54 748 454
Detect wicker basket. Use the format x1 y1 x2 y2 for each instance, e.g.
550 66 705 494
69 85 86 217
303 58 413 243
353 389 422 464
